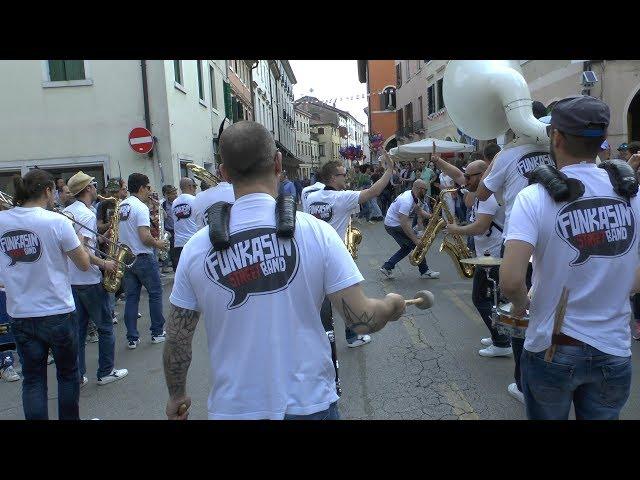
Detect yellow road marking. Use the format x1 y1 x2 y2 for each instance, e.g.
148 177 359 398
402 316 427 348
443 289 483 327
436 382 480 419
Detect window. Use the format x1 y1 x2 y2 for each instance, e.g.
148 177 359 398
319 144 325 157
209 65 217 109
197 61 205 102
418 95 424 123
437 78 445 110
318 127 324 134
396 63 402 88
48 60 86 81
174 60 183 85
427 84 436 115
380 87 396 110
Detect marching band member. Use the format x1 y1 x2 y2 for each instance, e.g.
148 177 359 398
163 121 406 420
192 174 235 228
501 96 640 420
475 100 550 404
306 154 394 347
171 178 200 269
379 179 440 280
118 173 169 350
0 169 90 419
64 171 128 386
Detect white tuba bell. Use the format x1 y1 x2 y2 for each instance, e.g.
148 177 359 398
443 60 549 147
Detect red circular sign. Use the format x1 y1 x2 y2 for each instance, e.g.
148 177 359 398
129 127 154 154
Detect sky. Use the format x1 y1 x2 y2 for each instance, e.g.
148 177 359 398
289 60 368 129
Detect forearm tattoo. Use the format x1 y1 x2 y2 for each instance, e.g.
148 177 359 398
163 305 200 398
340 299 386 334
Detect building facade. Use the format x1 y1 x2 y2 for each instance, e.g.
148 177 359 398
268 60 298 175
295 107 313 178
252 60 275 134
0 60 228 194
311 123 340 166
358 60 399 151
228 60 253 123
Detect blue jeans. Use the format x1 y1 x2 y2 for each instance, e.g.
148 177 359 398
383 226 429 275
11 313 80 420
72 283 115 378
124 253 165 341
284 402 340 420
471 266 510 348
521 345 632 420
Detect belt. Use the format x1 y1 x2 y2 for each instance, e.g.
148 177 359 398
551 333 585 346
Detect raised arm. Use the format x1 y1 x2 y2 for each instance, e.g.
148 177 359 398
359 151 394 204
432 154 466 186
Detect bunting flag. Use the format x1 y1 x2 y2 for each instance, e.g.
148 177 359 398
296 87 396 106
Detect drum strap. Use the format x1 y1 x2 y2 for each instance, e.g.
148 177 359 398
528 165 585 202
598 160 639 201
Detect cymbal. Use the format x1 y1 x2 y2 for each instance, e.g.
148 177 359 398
460 256 503 266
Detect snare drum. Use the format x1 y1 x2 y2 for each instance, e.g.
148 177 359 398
492 302 529 338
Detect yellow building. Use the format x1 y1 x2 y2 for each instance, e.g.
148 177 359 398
311 123 341 166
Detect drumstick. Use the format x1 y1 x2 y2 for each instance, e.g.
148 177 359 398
545 287 570 362
405 291 434 310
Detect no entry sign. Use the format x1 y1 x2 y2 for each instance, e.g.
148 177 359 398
129 127 154 154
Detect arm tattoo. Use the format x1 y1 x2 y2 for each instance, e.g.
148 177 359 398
340 298 385 334
163 305 200 399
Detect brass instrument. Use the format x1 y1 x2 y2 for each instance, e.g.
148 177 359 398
101 196 134 293
185 163 220 187
409 191 448 266
150 193 170 262
345 217 362 260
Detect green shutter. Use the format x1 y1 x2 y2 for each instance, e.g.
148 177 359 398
223 81 233 119
64 61 85 80
174 60 182 84
48 60 66 81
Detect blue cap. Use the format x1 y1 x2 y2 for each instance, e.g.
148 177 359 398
549 95 610 138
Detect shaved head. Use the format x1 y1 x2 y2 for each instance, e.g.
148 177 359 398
464 160 488 192
413 179 427 189
220 121 277 184
412 179 428 200
180 177 195 190
465 160 487 175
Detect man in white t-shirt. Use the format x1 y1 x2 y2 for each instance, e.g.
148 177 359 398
119 173 170 350
437 160 510 357
305 154 394 348
476 100 551 404
171 177 200 268
192 179 235 228
501 95 640 420
301 177 325 213
0 169 90 420
64 171 128 387
380 179 440 280
163 121 406 420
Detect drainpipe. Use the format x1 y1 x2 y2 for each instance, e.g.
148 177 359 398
141 60 165 184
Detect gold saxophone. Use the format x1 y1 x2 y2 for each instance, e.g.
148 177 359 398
345 218 362 260
102 197 134 293
409 188 475 278
185 163 220 187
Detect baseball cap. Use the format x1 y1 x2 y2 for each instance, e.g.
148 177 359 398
618 143 629 151
67 171 96 196
548 95 610 138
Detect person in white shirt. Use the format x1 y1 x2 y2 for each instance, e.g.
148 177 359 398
0 169 90 420
64 171 128 387
501 95 640 420
305 154 394 348
438 169 456 218
171 178 200 269
380 179 440 280
437 159 510 357
119 173 170 350
192 179 235 228
160 184 177 273
301 176 325 213
475 99 551 404
163 121 406 420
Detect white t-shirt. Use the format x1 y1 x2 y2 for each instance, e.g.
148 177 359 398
384 190 422 228
169 193 363 420
470 194 505 258
304 188 361 239
301 182 325 213
0 206 81 318
483 144 553 239
507 163 640 357
172 193 199 248
192 182 236 228
118 195 153 256
63 200 102 286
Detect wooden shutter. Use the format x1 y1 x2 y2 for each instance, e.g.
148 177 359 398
48 60 66 81
223 81 233 119
64 61 85 80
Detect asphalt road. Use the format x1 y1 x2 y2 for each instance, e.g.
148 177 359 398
2 220 640 420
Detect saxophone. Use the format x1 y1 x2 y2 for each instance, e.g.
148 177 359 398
185 163 220 187
102 198 134 293
345 218 362 260
409 191 448 266
154 195 170 262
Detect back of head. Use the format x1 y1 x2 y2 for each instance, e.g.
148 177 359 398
483 143 501 161
179 177 194 191
466 159 488 173
220 121 277 185
128 173 150 194
13 169 54 206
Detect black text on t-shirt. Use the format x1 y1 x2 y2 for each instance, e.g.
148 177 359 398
174 203 192 220
0 230 42 266
308 202 333 222
517 151 554 177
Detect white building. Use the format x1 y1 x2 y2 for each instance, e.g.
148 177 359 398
270 61 298 175
252 60 274 134
0 60 227 193
295 107 312 179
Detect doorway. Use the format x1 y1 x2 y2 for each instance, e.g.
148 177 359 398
628 89 640 142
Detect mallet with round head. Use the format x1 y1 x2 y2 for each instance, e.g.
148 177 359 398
405 290 434 310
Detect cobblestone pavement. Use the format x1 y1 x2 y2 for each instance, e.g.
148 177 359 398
2 220 640 419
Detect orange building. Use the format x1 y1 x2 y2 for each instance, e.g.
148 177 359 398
357 60 398 151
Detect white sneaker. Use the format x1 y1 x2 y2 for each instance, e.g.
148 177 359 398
347 334 372 348
80 375 88 387
97 368 129 386
480 337 493 347
420 270 440 279
1 366 20 382
379 267 394 279
478 345 513 357
151 332 166 344
86 332 99 344
127 339 141 350
47 353 54 365
508 382 525 404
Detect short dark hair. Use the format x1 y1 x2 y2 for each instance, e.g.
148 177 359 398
128 173 150 194
558 130 604 159
219 121 277 184
628 141 640 155
483 143 501 161
13 169 55 206
320 161 343 181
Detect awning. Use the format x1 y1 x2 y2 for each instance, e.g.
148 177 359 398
389 138 476 159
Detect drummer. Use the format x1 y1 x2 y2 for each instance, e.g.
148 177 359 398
438 159 510 357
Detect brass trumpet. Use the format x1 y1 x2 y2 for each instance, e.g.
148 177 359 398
185 163 220 187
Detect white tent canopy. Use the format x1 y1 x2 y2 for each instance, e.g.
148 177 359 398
389 138 475 159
